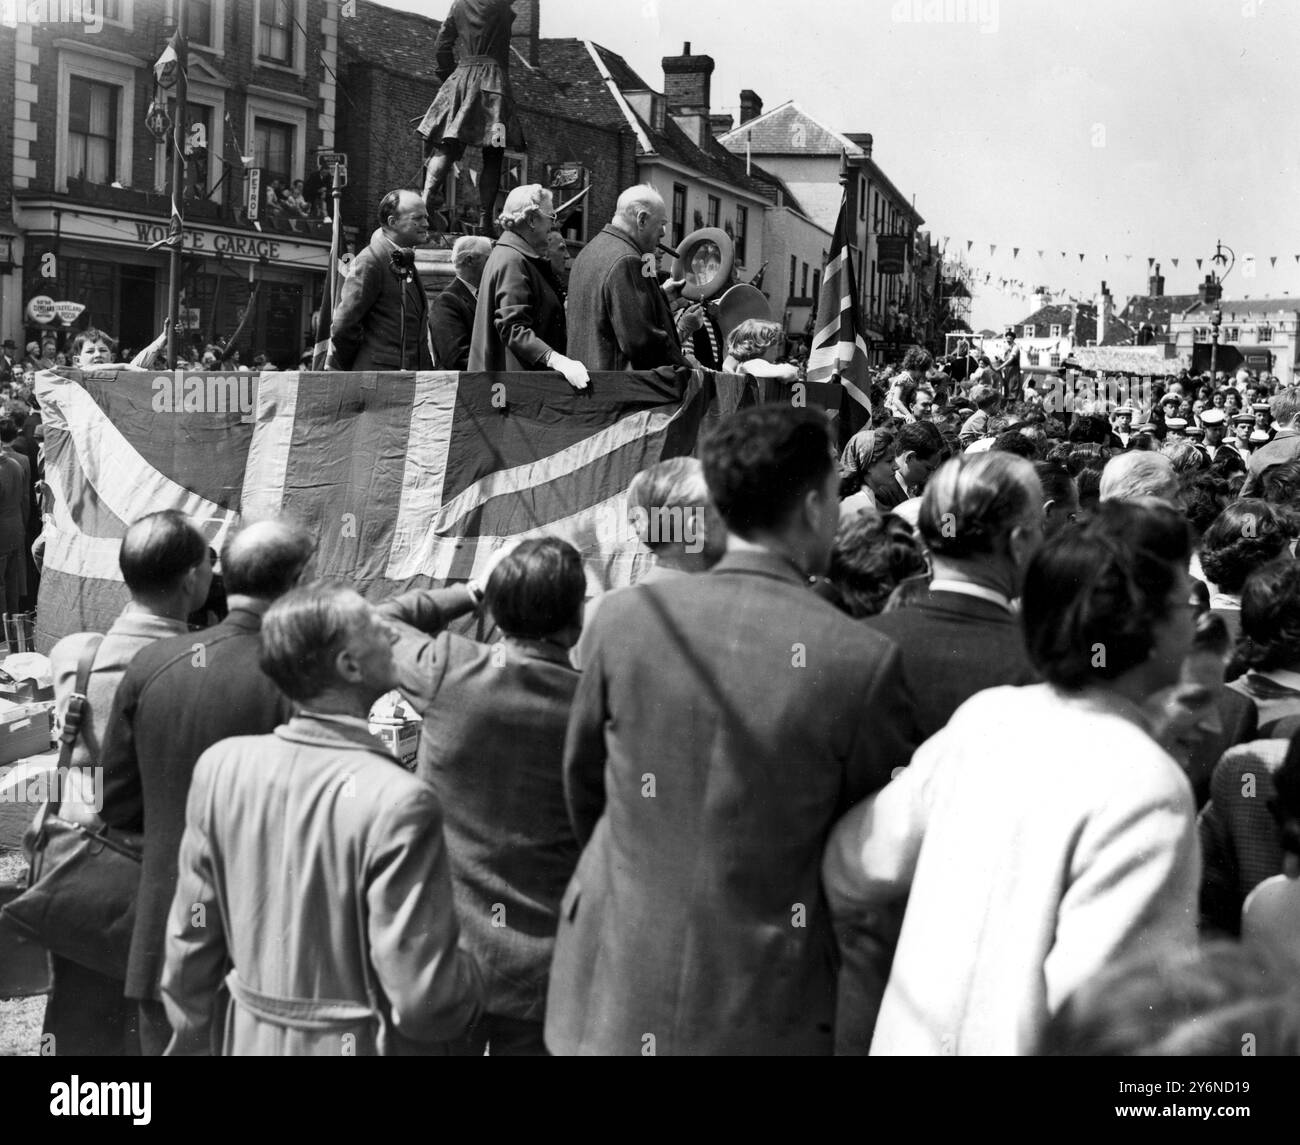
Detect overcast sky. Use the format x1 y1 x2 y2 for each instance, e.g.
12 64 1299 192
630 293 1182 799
377 0 1300 330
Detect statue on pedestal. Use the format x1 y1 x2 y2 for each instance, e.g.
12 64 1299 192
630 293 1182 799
416 0 526 235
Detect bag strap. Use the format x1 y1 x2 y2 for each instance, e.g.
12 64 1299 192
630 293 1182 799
52 634 104 806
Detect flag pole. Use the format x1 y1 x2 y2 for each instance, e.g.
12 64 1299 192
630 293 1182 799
165 5 188 369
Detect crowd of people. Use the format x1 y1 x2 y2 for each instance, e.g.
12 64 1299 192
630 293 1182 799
10 344 1300 1055
12 174 1300 1057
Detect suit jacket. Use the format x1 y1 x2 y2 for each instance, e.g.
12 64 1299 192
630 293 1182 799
1240 429 1300 497
50 606 191 831
382 587 581 1023
430 276 478 371
869 474 910 511
327 229 433 372
545 550 919 1056
99 608 295 1002
0 451 27 553
565 225 691 372
1198 738 1289 937
162 714 482 1055
863 587 1039 741
823 684 1199 1055
468 230 566 372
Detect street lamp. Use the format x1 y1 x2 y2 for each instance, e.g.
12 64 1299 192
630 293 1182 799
1210 305 1223 386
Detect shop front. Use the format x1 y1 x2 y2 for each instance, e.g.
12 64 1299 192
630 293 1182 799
13 197 330 367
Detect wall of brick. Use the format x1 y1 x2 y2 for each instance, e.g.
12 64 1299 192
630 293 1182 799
0 20 14 215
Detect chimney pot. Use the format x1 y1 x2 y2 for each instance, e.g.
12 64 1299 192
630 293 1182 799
739 89 763 125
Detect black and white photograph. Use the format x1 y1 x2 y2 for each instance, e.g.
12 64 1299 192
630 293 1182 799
0 0 1296 1120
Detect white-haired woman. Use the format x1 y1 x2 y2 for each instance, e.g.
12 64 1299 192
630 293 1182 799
467 183 589 389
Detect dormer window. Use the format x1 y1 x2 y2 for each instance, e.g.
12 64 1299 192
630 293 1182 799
1049 324 1062 338
1023 324 1036 338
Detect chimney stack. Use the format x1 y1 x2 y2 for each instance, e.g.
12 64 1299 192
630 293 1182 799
709 113 734 137
510 0 540 67
662 42 714 114
739 89 763 125
1096 281 1113 344
1199 274 1223 304
1148 261 1165 298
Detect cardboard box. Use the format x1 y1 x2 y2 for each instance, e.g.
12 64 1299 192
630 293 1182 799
369 719 421 771
0 705 54 768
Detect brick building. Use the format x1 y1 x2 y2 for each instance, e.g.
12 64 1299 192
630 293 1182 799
337 0 637 249
4 0 339 365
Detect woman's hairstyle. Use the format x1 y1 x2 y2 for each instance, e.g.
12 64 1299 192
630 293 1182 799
1231 559 1300 675
725 319 783 363
1161 439 1207 476
626 456 710 551
1040 940 1300 1056
485 537 586 639
900 346 932 373
497 183 552 231
1021 500 1191 690
827 512 927 620
1199 500 1289 594
70 328 117 360
1181 475 1231 540
1260 457 1300 506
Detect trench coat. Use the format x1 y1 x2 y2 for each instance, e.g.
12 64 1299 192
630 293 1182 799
161 714 482 1055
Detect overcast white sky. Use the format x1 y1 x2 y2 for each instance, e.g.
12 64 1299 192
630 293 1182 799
377 0 1300 330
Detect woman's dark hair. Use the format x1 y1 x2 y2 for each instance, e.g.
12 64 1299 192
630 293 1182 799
1199 500 1289 594
1182 475 1230 540
990 429 1038 459
827 512 927 619
1033 459 1076 509
1230 559 1300 676
1021 501 1191 690
1067 412 1111 445
485 537 586 639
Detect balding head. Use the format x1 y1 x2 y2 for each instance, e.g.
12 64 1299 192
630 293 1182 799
612 184 668 254
1099 451 1181 507
221 519 316 601
451 234 492 289
376 188 428 247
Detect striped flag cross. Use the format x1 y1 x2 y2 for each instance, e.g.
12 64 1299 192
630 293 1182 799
807 193 871 419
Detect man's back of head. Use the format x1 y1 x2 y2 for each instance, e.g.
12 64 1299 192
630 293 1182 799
1099 451 1180 506
612 184 666 253
450 235 492 288
220 519 316 604
120 510 210 607
702 404 837 572
1269 385 1300 430
920 452 1043 568
260 583 392 709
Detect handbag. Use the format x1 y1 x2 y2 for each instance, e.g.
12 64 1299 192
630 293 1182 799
0 634 143 979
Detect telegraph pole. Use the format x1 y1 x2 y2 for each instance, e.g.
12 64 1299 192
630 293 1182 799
165 4 188 368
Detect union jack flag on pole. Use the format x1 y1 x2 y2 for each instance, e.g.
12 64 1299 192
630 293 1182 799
807 192 872 421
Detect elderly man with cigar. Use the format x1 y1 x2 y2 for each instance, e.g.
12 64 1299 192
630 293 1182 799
566 185 692 373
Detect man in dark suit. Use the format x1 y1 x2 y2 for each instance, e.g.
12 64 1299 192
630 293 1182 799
872 420 946 510
0 444 27 621
326 189 434 372
1241 386 1300 496
430 235 490 370
565 185 691 372
99 519 315 1054
866 451 1043 741
381 538 583 1056
545 404 920 1056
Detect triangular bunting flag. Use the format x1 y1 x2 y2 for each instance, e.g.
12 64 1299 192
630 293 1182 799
1037 250 1044 259
1060 252 1066 259
1078 253 1085 262
1170 258 1178 268
990 244 997 256
1013 248 1019 259
1196 259 1203 270
967 240 973 252
1271 256 1278 268
1125 254 1132 261
1147 257 1155 269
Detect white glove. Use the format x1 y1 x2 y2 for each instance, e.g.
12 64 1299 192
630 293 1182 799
549 352 590 391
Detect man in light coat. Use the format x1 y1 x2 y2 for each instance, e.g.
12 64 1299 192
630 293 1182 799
162 584 482 1055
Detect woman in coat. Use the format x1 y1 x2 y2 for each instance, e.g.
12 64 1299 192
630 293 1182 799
467 184 588 389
